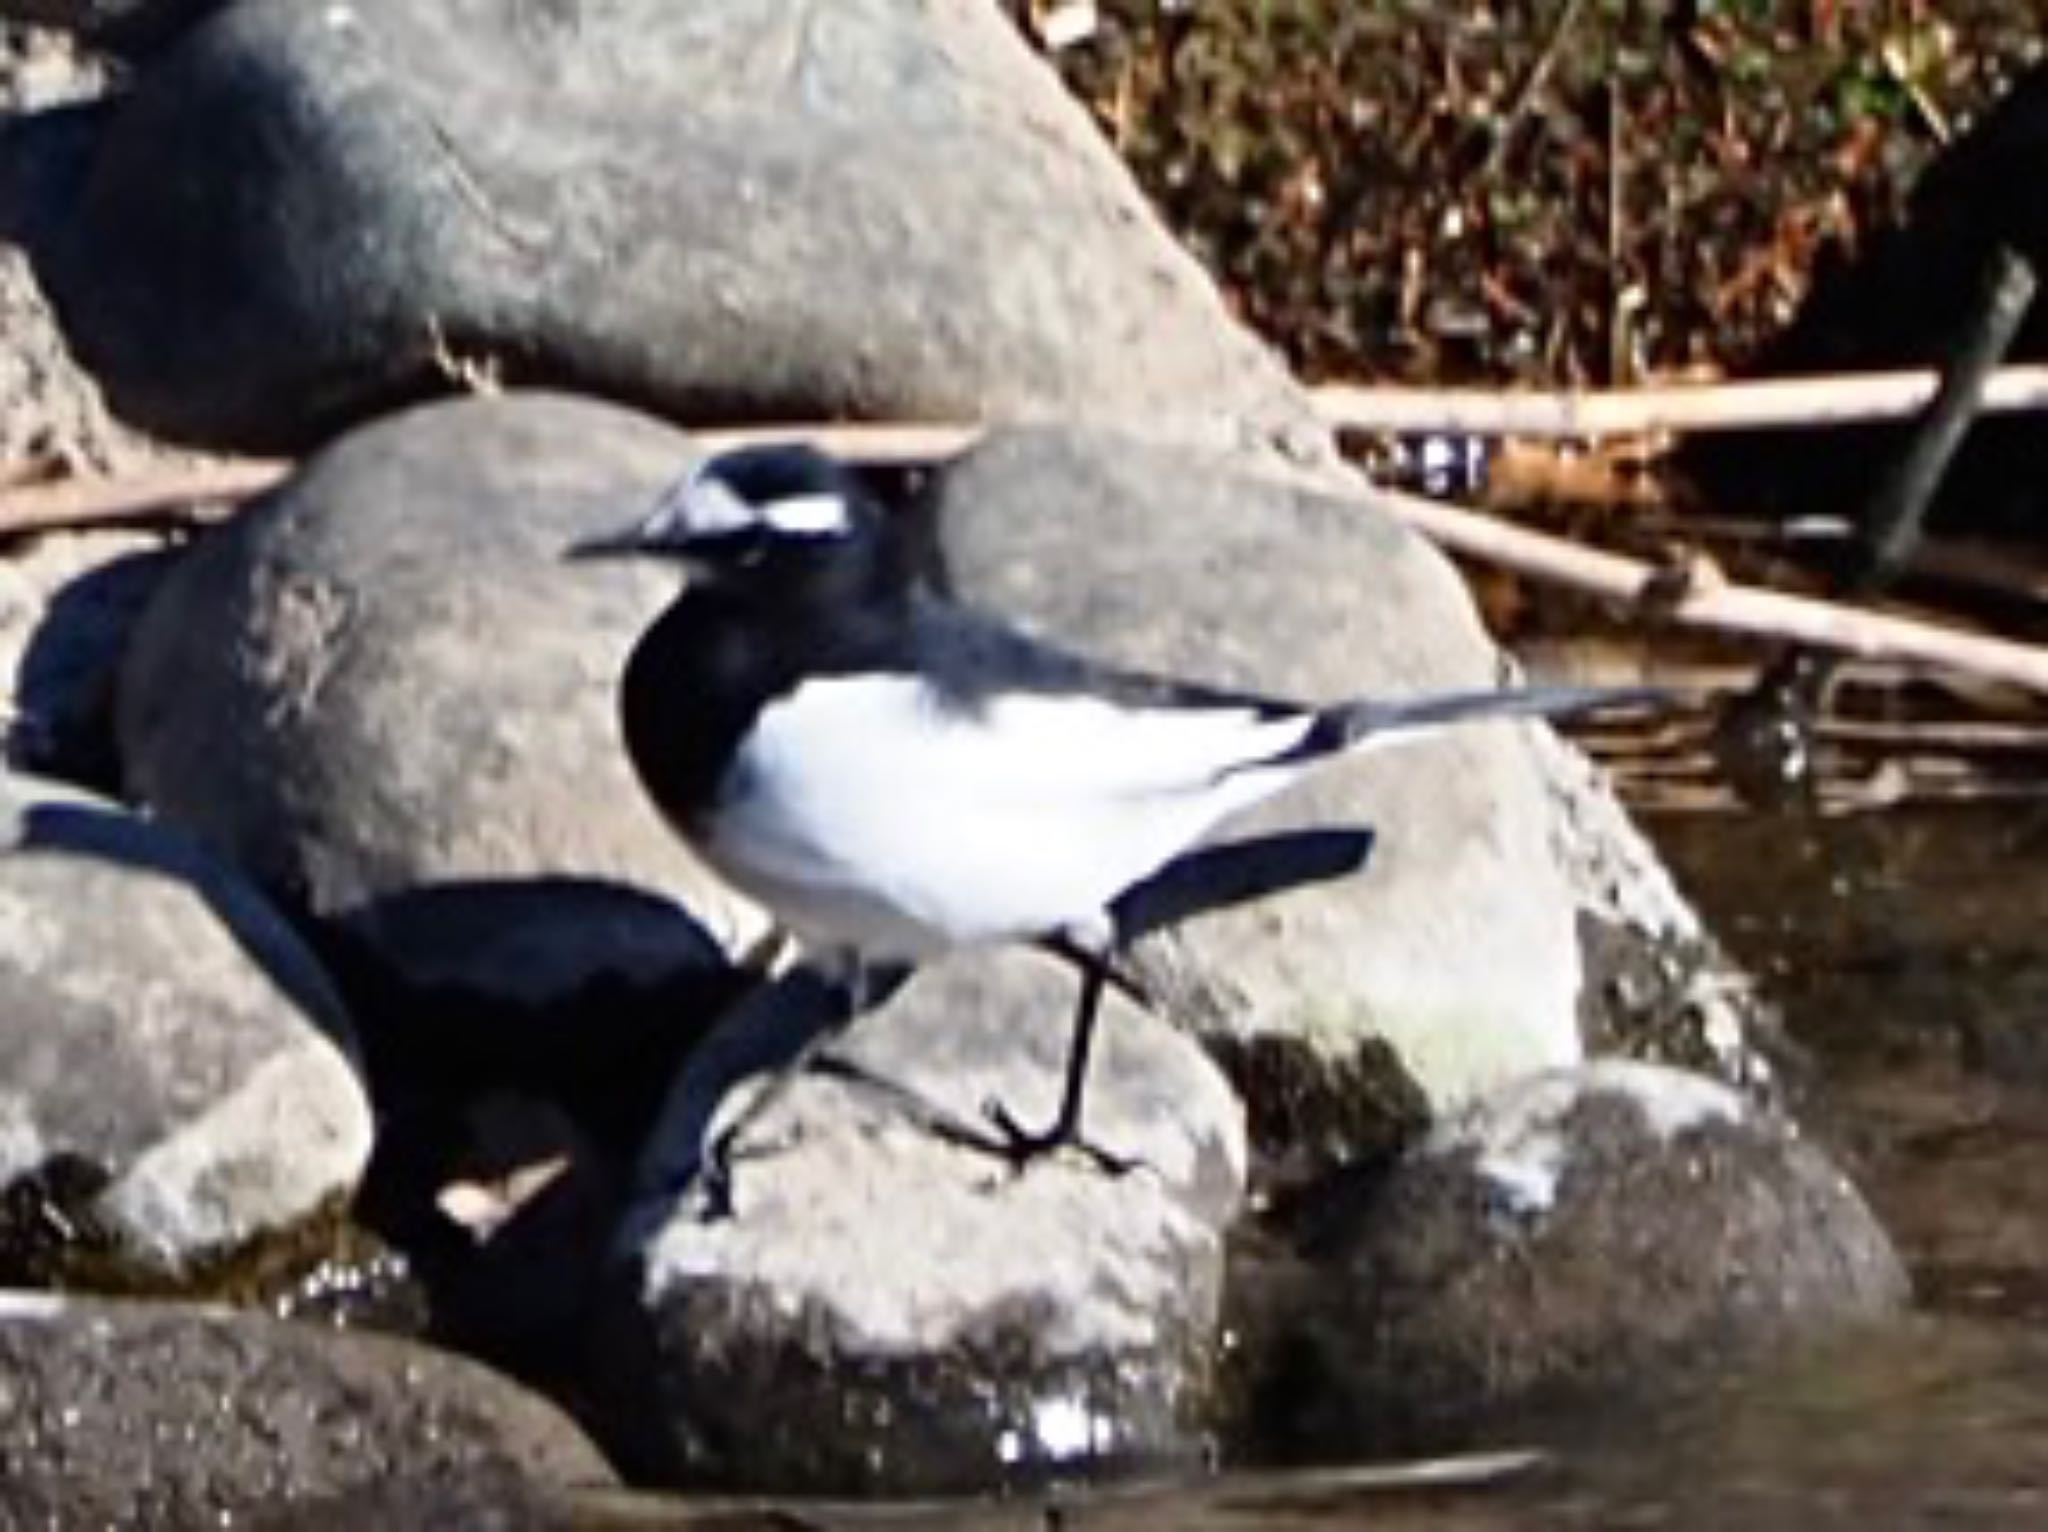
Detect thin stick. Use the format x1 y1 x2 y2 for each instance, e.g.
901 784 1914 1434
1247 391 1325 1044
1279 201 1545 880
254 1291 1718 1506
1851 245 2037 592
1483 0 1587 176
1380 483 2048 693
0 460 290 538
1310 365 2048 438
0 423 979 539
11 422 2048 696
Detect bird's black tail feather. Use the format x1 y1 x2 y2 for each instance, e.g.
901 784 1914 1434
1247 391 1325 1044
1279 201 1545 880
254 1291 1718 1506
1294 683 1668 760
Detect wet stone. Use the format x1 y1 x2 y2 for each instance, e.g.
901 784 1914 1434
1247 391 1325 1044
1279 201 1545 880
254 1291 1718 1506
1228 1059 1909 1459
0 1292 615 1523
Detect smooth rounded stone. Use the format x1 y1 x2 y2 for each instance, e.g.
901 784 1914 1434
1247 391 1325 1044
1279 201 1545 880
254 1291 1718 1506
0 771 371 1276
925 426 1605 1111
0 1291 615 1523
1230 1059 1909 1457
32 0 1312 456
116 392 757 1000
606 954 1246 1493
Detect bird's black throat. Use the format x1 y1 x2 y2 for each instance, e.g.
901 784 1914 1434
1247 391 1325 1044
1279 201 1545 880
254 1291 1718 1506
619 513 921 830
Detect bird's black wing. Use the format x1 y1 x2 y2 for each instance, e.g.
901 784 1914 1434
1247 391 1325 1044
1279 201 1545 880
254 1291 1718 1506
903 596 1309 723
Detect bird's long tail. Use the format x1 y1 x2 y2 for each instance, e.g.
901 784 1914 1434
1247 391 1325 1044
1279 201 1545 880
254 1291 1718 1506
1297 682 1668 758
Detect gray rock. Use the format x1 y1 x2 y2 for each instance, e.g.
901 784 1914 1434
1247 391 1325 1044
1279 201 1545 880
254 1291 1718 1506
0 1291 615 1524
929 426 1605 1109
34 0 1311 455
0 771 371 1275
610 954 1245 1493
1231 1059 1908 1456
116 392 752 1000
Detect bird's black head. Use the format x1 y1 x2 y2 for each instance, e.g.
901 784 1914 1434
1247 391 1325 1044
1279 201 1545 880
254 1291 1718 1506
570 443 884 579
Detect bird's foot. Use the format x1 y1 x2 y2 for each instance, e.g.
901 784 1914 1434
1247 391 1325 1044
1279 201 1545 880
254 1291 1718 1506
689 1126 743 1220
981 1097 1140 1178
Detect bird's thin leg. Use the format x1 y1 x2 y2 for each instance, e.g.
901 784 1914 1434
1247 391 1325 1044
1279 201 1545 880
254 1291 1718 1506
983 946 1138 1176
701 958 885 1212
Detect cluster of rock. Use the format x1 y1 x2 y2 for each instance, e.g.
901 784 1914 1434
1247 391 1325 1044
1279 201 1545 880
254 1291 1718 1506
0 0 1905 1519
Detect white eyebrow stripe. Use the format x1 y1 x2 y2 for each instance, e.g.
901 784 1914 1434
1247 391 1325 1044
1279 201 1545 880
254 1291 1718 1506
759 492 853 536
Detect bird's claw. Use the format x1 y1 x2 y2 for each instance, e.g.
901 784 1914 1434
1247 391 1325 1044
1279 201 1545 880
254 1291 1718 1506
693 1128 740 1220
980 1096 1140 1178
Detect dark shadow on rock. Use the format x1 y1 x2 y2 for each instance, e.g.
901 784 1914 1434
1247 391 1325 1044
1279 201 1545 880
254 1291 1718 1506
0 97 108 256
16 2 237 60
11 545 181 794
310 876 744 1405
316 876 739 1163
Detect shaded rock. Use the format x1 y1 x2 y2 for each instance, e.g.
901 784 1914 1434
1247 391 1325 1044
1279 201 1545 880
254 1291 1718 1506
0 1291 615 1524
605 956 1244 1493
927 426 1605 1111
0 529 175 787
0 3 228 55
0 771 371 1277
32 0 1310 454
1230 1059 1908 1458
116 392 753 1000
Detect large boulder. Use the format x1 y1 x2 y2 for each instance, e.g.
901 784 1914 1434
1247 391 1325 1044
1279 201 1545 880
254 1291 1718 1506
116 392 746 1002
607 957 1245 1492
929 427 1605 1106
0 771 369 1276
28 0 1313 454
1230 1060 1908 1457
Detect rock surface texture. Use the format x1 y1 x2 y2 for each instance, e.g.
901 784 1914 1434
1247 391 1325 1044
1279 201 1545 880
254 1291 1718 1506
0 1292 614 1524
613 956 1246 1490
116 393 747 1001
29 0 1316 455
0 771 370 1276
1231 1060 1910 1456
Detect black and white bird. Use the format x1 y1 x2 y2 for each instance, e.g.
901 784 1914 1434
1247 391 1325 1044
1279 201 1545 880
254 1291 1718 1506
574 443 1657 1172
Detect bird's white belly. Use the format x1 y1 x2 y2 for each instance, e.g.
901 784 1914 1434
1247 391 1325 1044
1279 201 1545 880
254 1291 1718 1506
699 675 1312 957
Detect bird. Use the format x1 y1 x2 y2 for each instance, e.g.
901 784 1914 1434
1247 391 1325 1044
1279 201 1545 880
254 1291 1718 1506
572 442 1661 1179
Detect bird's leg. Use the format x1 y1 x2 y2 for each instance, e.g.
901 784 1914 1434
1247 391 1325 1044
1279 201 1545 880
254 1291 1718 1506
700 956 887 1213
983 941 1139 1176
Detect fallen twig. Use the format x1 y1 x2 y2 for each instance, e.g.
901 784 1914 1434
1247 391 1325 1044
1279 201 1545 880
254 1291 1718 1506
11 421 2048 698
0 423 973 541
1852 245 2037 592
1311 364 2048 438
0 460 289 539
1374 482 2048 695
